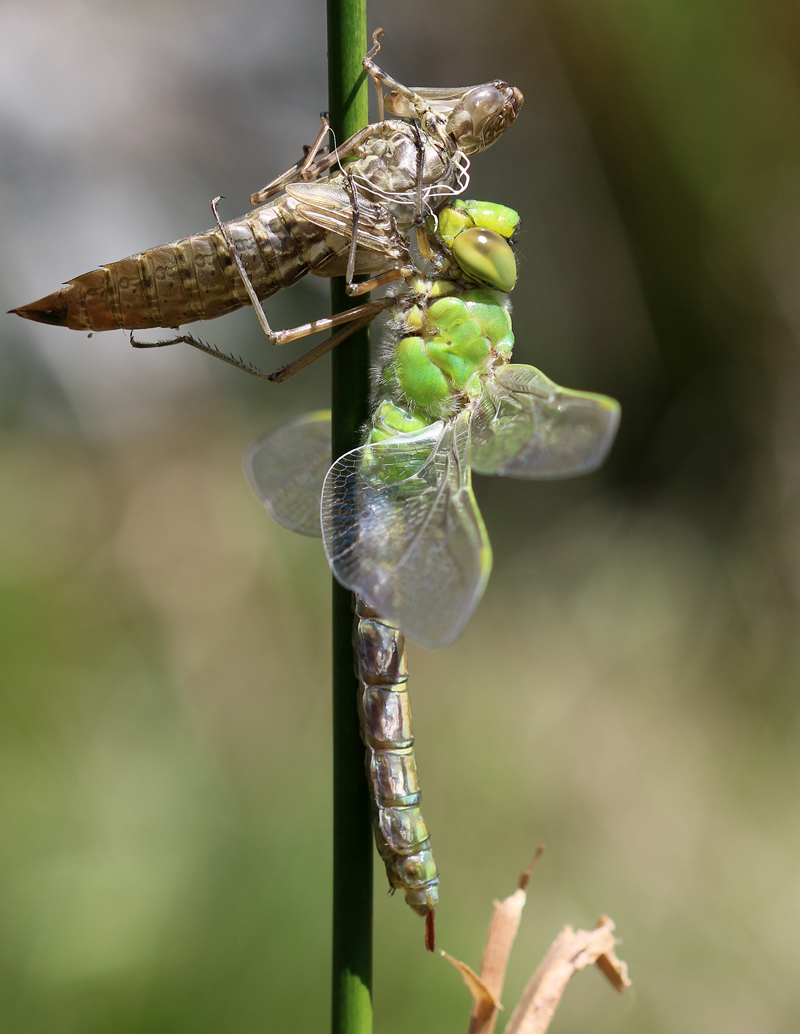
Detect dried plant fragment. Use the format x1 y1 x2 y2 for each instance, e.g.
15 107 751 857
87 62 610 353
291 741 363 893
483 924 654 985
442 854 630 1034
504 915 630 1034
441 954 500 1030
444 850 543 1034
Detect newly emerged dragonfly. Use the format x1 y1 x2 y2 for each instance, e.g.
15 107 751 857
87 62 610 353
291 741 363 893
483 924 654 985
9 28 607 949
244 198 620 947
11 31 522 353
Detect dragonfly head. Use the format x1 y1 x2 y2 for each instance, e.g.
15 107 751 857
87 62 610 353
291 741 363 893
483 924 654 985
446 81 524 155
435 200 520 292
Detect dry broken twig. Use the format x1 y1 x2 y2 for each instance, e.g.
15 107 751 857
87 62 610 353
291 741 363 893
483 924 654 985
502 915 629 1034
443 854 630 1034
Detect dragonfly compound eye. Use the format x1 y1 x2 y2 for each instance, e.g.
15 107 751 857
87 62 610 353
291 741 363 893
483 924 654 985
452 227 517 293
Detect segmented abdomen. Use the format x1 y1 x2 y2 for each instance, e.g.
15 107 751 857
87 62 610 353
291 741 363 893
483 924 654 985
14 121 461 334
15 196 355 333
354 597 439 917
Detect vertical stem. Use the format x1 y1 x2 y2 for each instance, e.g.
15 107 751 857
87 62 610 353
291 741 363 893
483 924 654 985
327 4 373 1034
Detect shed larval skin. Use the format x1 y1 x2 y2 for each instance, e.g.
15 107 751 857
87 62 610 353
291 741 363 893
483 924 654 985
11 79 522 334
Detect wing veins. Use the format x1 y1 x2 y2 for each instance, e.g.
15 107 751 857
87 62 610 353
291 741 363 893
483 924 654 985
389 439 453 576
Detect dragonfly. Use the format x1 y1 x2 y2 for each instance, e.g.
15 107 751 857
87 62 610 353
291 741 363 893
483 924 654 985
11 30 523 373
243 197 621 949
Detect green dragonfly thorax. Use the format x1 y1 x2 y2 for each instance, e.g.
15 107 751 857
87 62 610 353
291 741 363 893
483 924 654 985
245 195 619 646
368 199 520 431
387 287 513 420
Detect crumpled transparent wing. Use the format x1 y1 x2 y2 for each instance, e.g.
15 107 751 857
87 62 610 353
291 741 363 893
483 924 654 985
469 364 621 479
321 413 492 649
243 411 331 537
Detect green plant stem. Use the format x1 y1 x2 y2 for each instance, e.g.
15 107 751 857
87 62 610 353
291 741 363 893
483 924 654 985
327 3 373 1034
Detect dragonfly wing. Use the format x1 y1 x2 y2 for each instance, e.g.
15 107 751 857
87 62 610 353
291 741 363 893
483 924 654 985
243 411 331 537
321 413 492 649
469 364 621 479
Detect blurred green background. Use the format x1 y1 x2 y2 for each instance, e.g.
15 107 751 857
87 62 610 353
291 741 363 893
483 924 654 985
2 1 800 1031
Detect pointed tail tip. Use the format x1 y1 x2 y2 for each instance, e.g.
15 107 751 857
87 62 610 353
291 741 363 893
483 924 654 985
425 910 435 952
9 292 69 326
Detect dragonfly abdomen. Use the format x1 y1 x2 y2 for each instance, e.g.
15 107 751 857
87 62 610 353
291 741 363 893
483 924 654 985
354 598 439 918
12 197 351 333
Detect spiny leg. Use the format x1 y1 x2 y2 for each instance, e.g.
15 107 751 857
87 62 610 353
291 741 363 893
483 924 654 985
339 170 423 291
140 184 400 376
252 119 388 202
130 332 273 381
363 27 416 104
361 33 448 232
130 296 392 382
411 119 434 262
249 35 404 207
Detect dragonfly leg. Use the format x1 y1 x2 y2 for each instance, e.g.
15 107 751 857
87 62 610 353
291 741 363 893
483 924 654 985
365 28 385 121
300 113 331 181
346 266 413 297
362 32 440 130
129 296 391 383
214 196 393 351
249 114 331 205
342 173 413 297
363 29 412 103
297 123 378 180
130 332 272 381
253 117 385 200
411 118 425 225
250 156 309 206
344 173 360 289
271 297 392 345
211 196 288 346
268 305 386 383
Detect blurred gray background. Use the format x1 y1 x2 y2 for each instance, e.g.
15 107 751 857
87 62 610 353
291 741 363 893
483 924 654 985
2 1 800 1031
